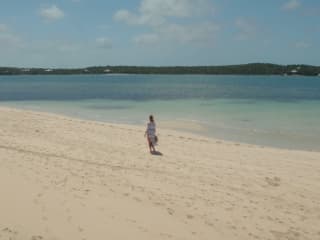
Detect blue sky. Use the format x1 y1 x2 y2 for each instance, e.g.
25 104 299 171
0 0 319 67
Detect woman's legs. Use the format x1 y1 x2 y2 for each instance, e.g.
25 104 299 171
148 137 156 152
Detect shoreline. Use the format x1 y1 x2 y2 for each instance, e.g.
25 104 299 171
1 106 320 239
1 103 319 153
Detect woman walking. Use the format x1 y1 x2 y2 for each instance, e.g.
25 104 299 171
144 115 157 153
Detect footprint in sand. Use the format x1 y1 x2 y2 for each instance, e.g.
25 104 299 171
205 220 214 227
67 215 73 223
270 229 301 240
186 214 194 220
138 226 148 233
160 232 173 238
133 197 142 202
167 208 174 215
265 176 281 187
31 235 43 240
1 227 18 239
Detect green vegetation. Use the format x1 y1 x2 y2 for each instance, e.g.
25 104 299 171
1 63 320 76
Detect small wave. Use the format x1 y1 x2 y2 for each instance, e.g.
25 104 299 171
86 105 132 110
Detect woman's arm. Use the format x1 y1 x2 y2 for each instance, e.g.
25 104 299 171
144 124 149 137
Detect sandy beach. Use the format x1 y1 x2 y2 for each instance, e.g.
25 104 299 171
0 106 319 240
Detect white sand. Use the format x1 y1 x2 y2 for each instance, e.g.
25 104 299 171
0 106 320 240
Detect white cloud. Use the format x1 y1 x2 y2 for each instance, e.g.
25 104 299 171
115 0 214 26
235 19 255 33
0 24 8 32
0 33 21 46
97 24 112 30
40 5 64 21
57 43 81 52
282 0 301 11
295 41 310 49
114 10 139 25
134 33 159 45
96 37 112 48
132 22 219 45
235 18 256 40
114 0 218 45
0 35 118 67
0 25 24 49
158 22 219 43
140 0 205 18
114 9 165 26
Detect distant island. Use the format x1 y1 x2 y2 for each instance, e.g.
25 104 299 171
1 63 320 76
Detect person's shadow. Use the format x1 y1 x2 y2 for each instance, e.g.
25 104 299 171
151 150 163 156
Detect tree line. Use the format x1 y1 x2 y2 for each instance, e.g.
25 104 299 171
1 63 320 76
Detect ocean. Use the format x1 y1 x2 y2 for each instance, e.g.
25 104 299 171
1 74 320 151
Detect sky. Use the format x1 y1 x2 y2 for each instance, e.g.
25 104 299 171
0 0 319 67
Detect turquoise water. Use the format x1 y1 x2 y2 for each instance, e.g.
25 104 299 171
1 74 320 151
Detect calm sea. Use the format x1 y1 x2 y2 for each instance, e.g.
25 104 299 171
1 74 320 151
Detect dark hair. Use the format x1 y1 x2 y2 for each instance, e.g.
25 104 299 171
149 115 154 122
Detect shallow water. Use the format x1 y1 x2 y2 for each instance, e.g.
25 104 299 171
1 74 320 151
